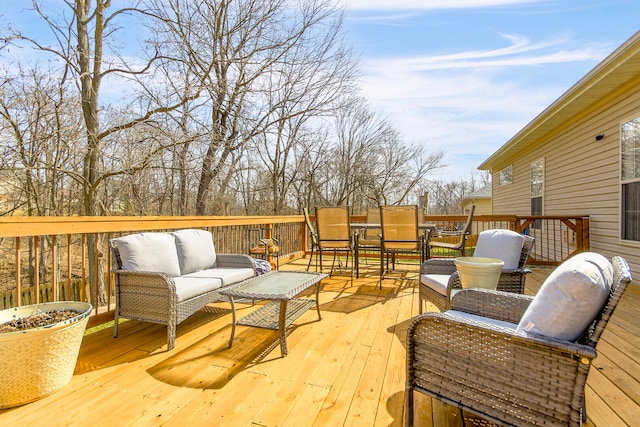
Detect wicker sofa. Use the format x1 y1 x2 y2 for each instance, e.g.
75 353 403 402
110 229 256 350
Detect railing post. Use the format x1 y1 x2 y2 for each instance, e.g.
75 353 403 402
263 223 276 267
15 237 21 307
52 235 58 302
34 235 40 304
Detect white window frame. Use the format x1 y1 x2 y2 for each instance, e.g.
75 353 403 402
530 159 544 230
498 165 513 186
621 117 640 242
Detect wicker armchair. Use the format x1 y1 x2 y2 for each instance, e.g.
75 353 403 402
419 231 535 313
406 255 632 427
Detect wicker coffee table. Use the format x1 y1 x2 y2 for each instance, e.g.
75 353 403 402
219 271 327 356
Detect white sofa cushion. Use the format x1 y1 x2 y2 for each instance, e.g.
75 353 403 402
420 274 451 296
182 268 255 286
172 277 223 302
113 232 181 277
473 229 524 270
172 229 217 275
517 252 612 341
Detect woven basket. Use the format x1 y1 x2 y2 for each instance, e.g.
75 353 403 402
0 301 92 409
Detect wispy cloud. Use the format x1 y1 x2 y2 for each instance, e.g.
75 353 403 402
341 0 548 11
354 32 613 178
363 34 611 72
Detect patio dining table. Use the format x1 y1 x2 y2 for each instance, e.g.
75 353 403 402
350 222 437 265
351 222 436 231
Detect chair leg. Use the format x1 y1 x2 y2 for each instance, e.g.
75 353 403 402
379 249 384 288
329 250 337 276
405 388 414 427
306 248 313 271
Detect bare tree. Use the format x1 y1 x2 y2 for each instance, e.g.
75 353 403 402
249 6 358 214
0 61 86 213
147 0 353 214
427 171 490 214
3 0 202 303
315 97 445 212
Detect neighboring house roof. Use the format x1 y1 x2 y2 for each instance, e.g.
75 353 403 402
461 184 491 207
479 30 640 170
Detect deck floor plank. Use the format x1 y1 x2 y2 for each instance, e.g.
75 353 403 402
0 259 636 427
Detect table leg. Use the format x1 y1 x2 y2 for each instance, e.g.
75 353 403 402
315 282 322 321
228 297 237 348
279 300 288 356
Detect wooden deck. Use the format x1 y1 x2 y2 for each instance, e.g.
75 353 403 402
1 259 638 426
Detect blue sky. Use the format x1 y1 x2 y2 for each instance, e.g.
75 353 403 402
2 0 639 182
340 0 640 180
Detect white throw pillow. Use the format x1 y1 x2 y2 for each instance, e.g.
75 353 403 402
172 229 217 275
516 252 612 341
113 232 181 277
473 229 524 270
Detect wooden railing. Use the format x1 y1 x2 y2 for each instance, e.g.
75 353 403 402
0 214 588 327
0 215 304 326
419 214 589 265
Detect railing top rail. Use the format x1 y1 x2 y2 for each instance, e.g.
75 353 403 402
0 215 304 238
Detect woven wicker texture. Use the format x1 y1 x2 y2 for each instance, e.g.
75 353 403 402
110 239 256 350
0 302 91 409
406 256 632 427
419 235 535 313
237 299 316 330
221 271 326 356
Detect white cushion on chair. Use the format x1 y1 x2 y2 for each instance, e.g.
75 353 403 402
113 232 181 277
473 229 524 270
516 252 612 341
172 229 217 275
420 274 451 296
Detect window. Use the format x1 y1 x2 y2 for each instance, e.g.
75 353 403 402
530 160 543 229
621 117 640 241
498 165 513 186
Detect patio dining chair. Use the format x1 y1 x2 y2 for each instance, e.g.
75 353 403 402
427 204 475 258
419 229 535 313
356 207 382 265
315 206 358 279
303 208 320 272
379 205 426 286
406 253 632 427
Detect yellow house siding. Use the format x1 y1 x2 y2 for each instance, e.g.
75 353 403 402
462 198 491 215
490 79 640 277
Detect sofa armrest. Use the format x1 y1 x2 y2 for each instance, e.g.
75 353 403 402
450 288 533 324
216 253 257 272
111 270 176 294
